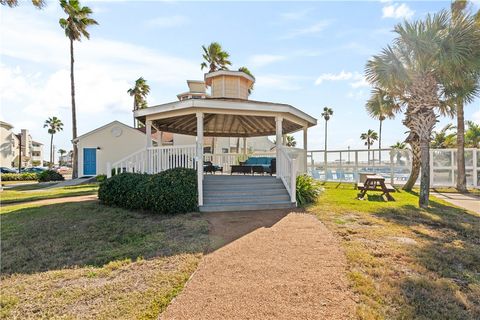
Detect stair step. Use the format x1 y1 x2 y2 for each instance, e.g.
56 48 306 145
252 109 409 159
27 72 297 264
204 194 290 204
199 201 296 212
204 183 285 190
204 189 289 197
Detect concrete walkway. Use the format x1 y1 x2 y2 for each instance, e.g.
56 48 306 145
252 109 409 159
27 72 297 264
433 192 480 214
161 211 355 320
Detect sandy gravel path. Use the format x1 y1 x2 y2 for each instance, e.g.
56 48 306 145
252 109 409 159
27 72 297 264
2 194 98 208
161 211 355 320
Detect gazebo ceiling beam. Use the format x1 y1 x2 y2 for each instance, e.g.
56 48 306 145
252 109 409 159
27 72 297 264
236 116 258 133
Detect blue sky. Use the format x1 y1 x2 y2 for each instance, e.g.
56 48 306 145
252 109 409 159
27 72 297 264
1 0 479 156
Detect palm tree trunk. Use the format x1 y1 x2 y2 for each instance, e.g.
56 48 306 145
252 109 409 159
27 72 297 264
70 37 78 178
50 134 53 168
379 120 382 163
456 100 467 192
324 120 328 168
419 137 430 208
403 137 420 191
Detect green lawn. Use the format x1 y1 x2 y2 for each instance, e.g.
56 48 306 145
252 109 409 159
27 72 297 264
1 201 210 319
308 182 480 320
1 184 99 204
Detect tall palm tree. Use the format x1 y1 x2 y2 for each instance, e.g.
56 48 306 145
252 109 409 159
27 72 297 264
365 88 398 163
445 1 480 192
365 10 478 207
44 117 64 168
58 148 67 166
200 42 232 72
238 66 255 94
286 135 297 147
127 77 150 128
1 0 45 8
59 0 98 179
321 107 333 167
390 141 407 165
465 120 480 148
360 129 378 164
431 124 457 148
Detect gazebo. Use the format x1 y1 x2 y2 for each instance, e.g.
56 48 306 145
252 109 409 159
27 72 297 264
110 70 317 210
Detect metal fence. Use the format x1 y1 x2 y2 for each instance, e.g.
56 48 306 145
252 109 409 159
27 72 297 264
307 148 479 188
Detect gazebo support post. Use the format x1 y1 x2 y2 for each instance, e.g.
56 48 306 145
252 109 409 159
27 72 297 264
275 116 283 179
146 120 152 173
196 112 204 206
303 126 308 172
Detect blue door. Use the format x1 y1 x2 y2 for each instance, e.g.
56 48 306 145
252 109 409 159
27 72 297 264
83 148 97 176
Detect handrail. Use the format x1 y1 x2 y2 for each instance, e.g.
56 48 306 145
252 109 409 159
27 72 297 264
278 146 297 203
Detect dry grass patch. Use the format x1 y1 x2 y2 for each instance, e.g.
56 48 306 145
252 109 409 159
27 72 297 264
1 201 210 319
308 183 480 320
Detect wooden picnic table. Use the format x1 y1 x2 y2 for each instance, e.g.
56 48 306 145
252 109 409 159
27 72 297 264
357 174 395 201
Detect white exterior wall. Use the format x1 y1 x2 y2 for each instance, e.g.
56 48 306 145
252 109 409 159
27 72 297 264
76 122 147 176
173 134 196 146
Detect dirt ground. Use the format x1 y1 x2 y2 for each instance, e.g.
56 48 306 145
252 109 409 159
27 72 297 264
161 210 356 320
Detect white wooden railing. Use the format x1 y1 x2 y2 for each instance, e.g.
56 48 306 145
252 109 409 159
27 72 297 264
108 145 197 177
277 146 297 203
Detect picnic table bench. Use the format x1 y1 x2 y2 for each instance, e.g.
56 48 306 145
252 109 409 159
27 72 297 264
357 175 395 201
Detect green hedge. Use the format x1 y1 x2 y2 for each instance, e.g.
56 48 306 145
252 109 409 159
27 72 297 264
296 174 323 206
0 173 38 181
98 168 198 214
37 170 65 182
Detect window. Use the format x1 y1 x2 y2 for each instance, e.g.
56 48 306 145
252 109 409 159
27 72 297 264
222 148 229 154
204 146 212 154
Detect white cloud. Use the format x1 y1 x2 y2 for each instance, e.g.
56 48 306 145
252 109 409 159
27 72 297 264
255 75 303 91
280 9 311 20
382 3 415 19
472 110 480 123
248 54 286 68
146 15 189 28
315 70 353 85
282 21 330 39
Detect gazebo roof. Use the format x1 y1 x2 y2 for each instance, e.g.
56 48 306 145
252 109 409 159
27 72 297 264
134 97 317 138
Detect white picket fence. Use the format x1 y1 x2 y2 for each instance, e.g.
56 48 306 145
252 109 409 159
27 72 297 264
307 148 479 188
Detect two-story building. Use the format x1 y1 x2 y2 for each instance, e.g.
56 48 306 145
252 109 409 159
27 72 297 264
0 121 44 168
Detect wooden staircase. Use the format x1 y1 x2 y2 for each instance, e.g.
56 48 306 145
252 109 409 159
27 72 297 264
200 175 296 212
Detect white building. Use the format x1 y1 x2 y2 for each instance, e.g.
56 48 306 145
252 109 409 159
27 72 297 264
0 121 44 168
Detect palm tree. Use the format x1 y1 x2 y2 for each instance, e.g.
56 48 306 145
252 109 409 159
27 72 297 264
1 0 45 8
444 1 480 192
321 107 333 167
200 42 232 72
286 135 297 147
58 149 66 166
431 124 457 148
366 88 398 163
465 120 480 148
44 117 64 168
365 10 478 207
59 0 98 179
390 141 407 165
360 129 378 164
238 66 255 94
127 77 150 127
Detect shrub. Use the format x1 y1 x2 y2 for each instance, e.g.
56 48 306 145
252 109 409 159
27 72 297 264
296 174 323 206
0 173 38 181
37 170 65 182
96 174 107 183
98 168 197 214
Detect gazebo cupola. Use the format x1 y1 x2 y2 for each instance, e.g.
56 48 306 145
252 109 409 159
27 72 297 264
205 70 254 99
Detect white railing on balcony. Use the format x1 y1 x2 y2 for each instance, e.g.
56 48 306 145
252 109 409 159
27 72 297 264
108 145 197 177
277 146 297 203
307 148 479 188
